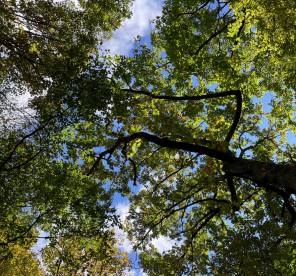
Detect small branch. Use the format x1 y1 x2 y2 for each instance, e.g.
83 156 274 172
0 207 55 246
168 0 211 24
226 173 239 211
239 135 272 158
129 158 138 186
87 140 121 176
0 117 52 170
180 208 220 259
254 181 296 228
191 208 220 240
281 193 290 218
193 19 236 56
136 199 224 248
149 165 184 195
225 89 242 143
139 146 161 166
1 144 47 171
231 14 246 58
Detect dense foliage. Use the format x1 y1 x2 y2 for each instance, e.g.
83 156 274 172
1 0 296 275
0 229 132 275
0 0 133 270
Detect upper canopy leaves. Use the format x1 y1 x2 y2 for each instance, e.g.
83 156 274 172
0 0 132 90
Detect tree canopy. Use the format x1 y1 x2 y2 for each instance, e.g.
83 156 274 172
0 0 132 264
2 0 296 275
0 229 132 275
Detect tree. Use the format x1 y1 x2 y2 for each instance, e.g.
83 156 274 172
0 225 42 275
40 230 132 275
0 0 132 254
0 229 132 275
0 0 132 88
0 0 132 131
93 0 296 274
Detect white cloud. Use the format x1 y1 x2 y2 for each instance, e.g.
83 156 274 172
114 201 135 253
151 235 175 253
1 88 36 133
32 230 50 253
114 200 177 254
102 0 162 55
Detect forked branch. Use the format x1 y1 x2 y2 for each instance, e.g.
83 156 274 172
123 88 242 143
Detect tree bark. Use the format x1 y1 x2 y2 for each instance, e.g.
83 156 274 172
223 158 296 194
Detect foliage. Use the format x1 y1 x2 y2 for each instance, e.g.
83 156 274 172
0 226 42 275
0 230 132 275
0 0 132 257
102 0 296 274
2 0 296 275
41 230 132 275
0 0 132 89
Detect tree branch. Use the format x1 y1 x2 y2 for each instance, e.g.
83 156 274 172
225 89 242 143
0 117 52 170
129 157 138 186
122 88 240 102
226 173 239 211
0 206 56 246
193 19 236 56
88 132 236 177
123 88 242 143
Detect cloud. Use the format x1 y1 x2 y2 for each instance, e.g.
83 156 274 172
32 230 50 253
114 199 177 255
1 87 36 132
151 236 176 253
102 0 162 55
114 201 135 253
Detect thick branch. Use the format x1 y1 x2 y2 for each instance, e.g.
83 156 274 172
88 132 236 176
122 88 240 102
90 132 296 209
223 158 296 195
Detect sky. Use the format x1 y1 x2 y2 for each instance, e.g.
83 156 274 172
102 0 162 56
